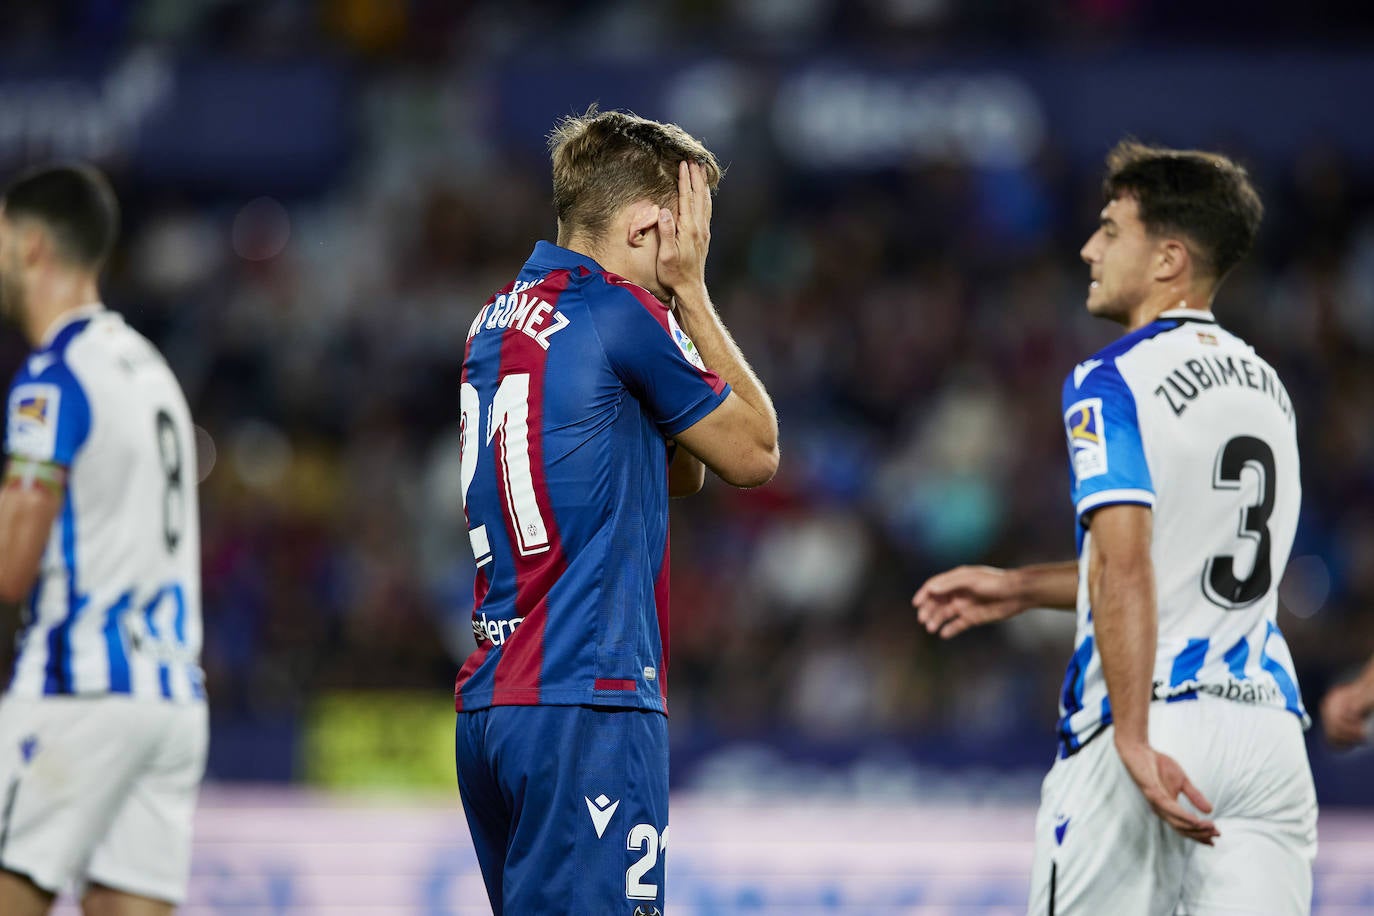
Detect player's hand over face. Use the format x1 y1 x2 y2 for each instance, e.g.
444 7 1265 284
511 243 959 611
656 161 711 299
912 565 1024 639
1321 681 1374 748
1116 740 1219 846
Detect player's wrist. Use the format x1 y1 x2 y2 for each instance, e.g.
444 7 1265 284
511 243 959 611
669 279 711 311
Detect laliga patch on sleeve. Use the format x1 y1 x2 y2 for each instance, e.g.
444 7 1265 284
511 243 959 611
7 383 61 461
1064 397 1107 482
666 309 708 372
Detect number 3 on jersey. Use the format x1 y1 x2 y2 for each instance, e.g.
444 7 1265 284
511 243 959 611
460 374 550 567
1203 435 1275 610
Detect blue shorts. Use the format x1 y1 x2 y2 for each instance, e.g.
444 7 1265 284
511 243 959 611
455 705 669 916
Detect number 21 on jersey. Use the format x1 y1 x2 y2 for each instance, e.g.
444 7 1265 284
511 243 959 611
460 373 550 567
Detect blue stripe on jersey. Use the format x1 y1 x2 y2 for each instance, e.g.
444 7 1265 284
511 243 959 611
1059 635 1094 717
13 577 43 691
142 588 174 699
1223 635 1250 679
1167 638 1210 702
1261 622 1303 715
43 496 87 695
102 592 132 693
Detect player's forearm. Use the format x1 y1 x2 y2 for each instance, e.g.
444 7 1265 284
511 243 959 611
671 283 778 455
1011 561 1080 611
1091 546 1157 748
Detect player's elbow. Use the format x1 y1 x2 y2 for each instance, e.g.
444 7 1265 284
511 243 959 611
720 443 779 488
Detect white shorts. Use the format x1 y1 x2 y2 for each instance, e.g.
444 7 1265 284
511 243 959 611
0 695 208 904
1027 698 1317 916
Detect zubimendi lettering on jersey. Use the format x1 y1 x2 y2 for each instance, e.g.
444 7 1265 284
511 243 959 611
1152 350 1295 421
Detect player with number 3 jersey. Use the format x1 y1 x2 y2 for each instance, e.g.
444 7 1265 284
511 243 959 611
453 109 778 915
0 166 206 916
913 141 1316 915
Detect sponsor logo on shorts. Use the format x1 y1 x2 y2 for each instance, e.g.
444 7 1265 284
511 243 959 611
1152 677 1282 706
632 907 662 916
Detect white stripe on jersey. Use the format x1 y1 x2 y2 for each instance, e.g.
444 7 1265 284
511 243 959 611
6 307 204 703
1057 310 1305 756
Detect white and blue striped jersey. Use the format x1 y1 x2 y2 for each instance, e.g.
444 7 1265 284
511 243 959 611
4 304 203 703
1057 308 1304 757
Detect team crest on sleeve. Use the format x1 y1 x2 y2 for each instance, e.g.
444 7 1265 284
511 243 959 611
7 383 61 459
1064 397 1107 482
665 310 707 371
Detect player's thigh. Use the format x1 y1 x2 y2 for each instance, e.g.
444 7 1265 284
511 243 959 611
0 697 153 896
84 702 208 907
455 709 509 910
496 705 669 916
1026 731 1184 916
81 883 174 916
1173 704 1316 916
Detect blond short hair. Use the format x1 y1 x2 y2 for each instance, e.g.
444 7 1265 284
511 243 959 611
548 107 722 243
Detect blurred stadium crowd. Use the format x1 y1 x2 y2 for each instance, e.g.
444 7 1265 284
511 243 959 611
1 0 1372 789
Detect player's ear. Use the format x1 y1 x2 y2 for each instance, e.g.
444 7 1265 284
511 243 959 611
625 202 662 250
12 222 45 269
1154 239 1189 283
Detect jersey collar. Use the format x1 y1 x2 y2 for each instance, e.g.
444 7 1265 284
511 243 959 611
38 302 106 350
1158 307 1216 323
526 241 605 276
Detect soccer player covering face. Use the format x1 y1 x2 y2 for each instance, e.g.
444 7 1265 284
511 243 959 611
913 142 1317 915
453 110 778 915
0 165 206 916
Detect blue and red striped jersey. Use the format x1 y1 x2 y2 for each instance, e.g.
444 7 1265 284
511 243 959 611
454 242 729 714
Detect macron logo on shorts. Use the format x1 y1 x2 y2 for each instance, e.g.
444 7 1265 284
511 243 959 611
1054 813 1070 846
585 794 620 838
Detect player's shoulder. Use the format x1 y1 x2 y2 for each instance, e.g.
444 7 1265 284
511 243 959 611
1064 314 1209 400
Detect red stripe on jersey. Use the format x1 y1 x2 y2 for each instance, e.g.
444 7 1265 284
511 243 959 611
606 274 727 395
489 269 573 703
455 284 511 712
594 679 637 691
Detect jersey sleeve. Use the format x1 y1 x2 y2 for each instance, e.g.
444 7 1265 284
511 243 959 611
593 281 731 437
1062 358 1153 523
5 359 92 467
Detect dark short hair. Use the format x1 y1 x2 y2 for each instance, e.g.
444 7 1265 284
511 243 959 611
2 163 120 270
1103 140 1263 281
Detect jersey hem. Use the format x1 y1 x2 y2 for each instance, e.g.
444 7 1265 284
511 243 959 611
1057 693 1310 757
455 687 667 715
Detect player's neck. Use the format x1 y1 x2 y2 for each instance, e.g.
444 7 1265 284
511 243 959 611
23 272 101 347
1124 284 1214 332
562 235 647 290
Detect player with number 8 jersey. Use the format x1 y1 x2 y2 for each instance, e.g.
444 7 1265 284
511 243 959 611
453 109 778 915
0 165 206 913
